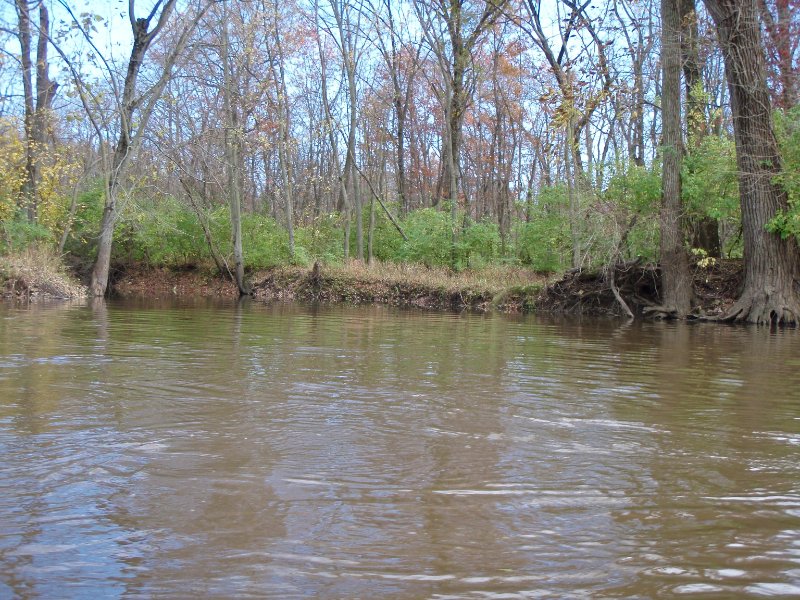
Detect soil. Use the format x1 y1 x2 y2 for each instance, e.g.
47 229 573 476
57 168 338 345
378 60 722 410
108 260 745 319
250 264 513 312
536 259 743 318
111 265 240 298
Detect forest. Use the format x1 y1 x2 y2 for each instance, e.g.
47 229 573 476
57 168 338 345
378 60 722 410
0 0 798 323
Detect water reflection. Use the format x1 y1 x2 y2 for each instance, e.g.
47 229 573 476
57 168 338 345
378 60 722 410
1 300 799 597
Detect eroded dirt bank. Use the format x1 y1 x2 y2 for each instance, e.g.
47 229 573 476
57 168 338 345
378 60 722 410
108 260 744 318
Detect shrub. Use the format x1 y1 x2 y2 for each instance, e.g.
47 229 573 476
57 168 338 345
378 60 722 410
682 135 741 255
0 215 53 254
514 184 571 272
391 207 454 267
768 106 800 240
295 214 345 264
456 219 502 269
61 184 105 262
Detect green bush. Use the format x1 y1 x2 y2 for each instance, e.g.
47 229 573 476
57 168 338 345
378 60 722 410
117 196 208 265
514 185 571 272
391 207 454 267
605 162 661 214
125 199 299 270
456 219 502 269
768 106 800 239
370 206 405 263
0 214 53 254
602 162 661 262
682 135 739 221
514 214 568 272
240 212 293 268
61 184 105 262
682 135 741 255
295 214 345 264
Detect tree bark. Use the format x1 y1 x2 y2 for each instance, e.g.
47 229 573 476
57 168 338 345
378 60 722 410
222 4 248 296
704 0 800 324
656 0 693 318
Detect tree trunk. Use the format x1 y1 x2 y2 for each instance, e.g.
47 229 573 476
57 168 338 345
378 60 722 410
223 18 247 296
90 0 192 296
704 0 800 324
564 125 581 269
15 0 47 223
270 2 294 258
657 0 693 318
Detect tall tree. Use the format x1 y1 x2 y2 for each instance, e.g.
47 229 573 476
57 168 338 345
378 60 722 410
654 0 693 318
415 0 507 211
612 0 657 168
518 0 613 267
221 0 248 295
64 0 214 297
329 0 363 260
369 0 424 215
681 0 721 257
14 0 56 223
264 0 295 258
703 0 800 323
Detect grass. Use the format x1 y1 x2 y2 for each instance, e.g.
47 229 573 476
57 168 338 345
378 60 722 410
251 259 549 312
321 260 540 291
1 247 87 299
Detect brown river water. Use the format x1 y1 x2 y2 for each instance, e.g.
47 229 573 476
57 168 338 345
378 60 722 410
1 298 799 599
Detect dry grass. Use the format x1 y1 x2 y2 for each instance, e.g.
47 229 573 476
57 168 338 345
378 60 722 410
1 247 87 300
251 260 549 312
313 260 545 294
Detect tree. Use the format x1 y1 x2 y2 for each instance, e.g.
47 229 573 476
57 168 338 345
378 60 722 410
653 0 693 318
758 0 799 109
703 0 800 324
52 0 213 296
611 0 657 169
14 0 56 223
518 0 613 267
327 0 364 260
680 0 721 257
263 0 295 258
221 0 248 295
414 0 507 211
368 0 424 215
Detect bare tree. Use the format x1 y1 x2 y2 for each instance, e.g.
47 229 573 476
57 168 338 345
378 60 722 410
221 0 248 295
14 0 56 222
414 0 507 212
53 0 215 296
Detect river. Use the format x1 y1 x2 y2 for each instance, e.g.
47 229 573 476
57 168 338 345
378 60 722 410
1 299 799 598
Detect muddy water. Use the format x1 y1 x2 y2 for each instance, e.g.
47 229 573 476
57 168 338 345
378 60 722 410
1 299 799 599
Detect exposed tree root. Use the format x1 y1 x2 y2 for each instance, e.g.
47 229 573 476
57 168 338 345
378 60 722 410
536 259 745 319
717 288 800 326
536 260 661 317
642 304 679 320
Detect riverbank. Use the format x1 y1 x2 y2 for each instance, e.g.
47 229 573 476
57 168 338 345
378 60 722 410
113 262 548 312
3 252 744 318
112 258 743 317
536 258 742 318
1 249 87 300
